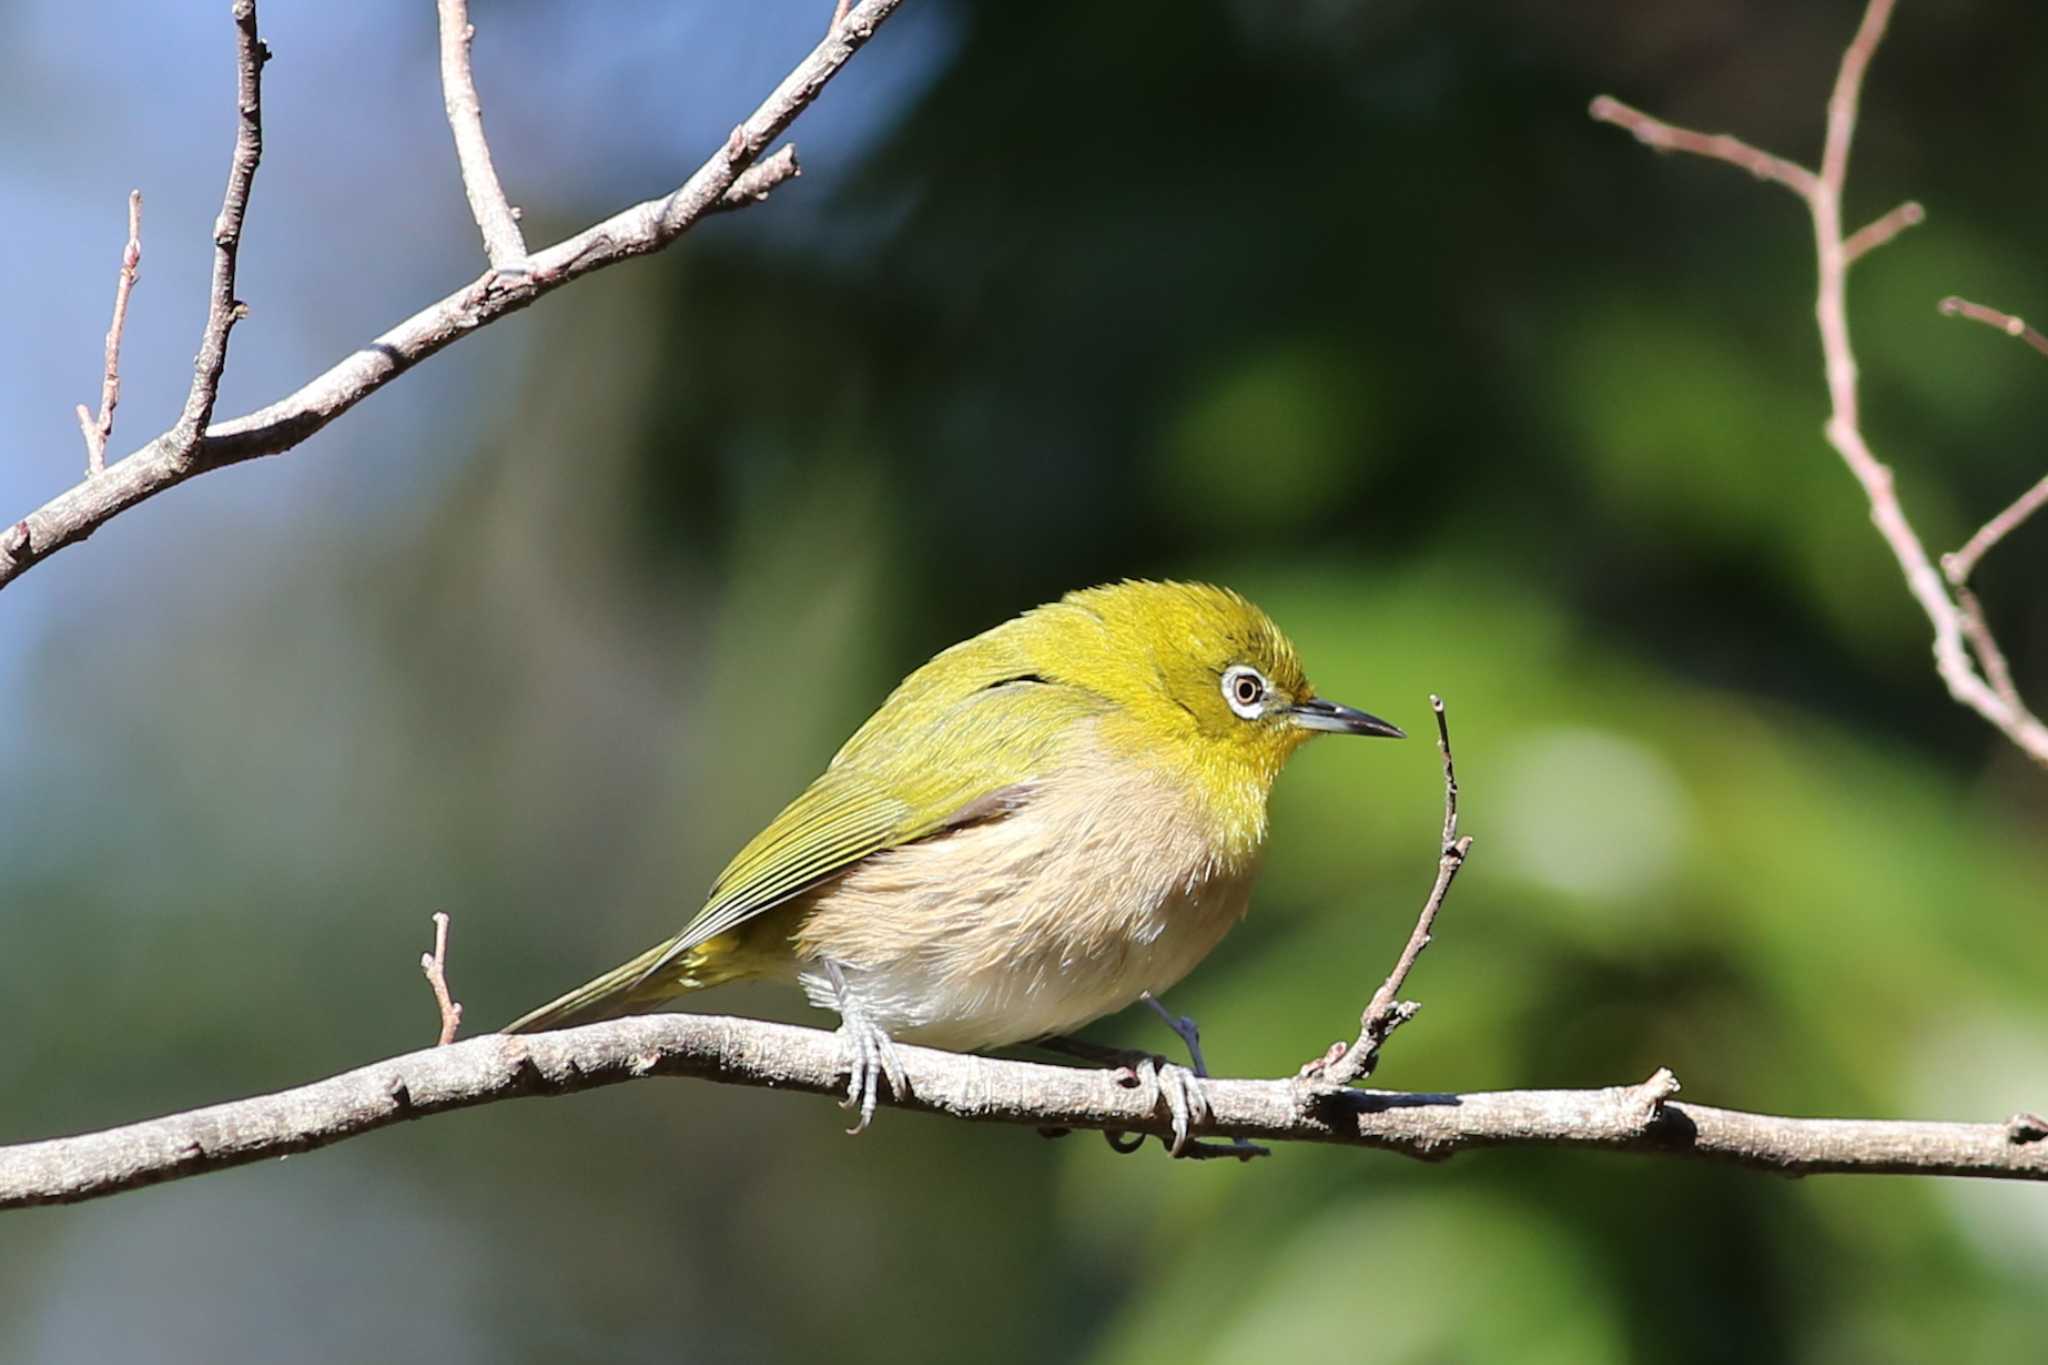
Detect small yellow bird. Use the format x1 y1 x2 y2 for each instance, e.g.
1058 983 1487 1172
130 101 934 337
506 581 1402 1146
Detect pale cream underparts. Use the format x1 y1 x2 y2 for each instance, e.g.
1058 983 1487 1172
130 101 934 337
786 724 1261 1051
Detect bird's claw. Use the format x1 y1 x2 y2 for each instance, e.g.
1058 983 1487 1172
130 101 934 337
1100 1052 1263 1159
1142 1053 1212 1157
834 1011 907 1134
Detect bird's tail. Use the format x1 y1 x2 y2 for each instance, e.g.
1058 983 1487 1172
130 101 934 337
502 937 694 1035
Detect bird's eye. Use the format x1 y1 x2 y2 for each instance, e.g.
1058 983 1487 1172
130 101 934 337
1222 665 1268 719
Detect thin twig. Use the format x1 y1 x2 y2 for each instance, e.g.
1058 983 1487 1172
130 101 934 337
1944 476 2048 587
1953 584 2022 712
3 1017 2044 1211
1934 299 2048 588
1591 0 2048 768
0 3 899 591
831 0 854 33
1939 296 2048 361
1586 96 1817 201
419 912 463 1047
1842 199 1923 265
166 0 265 470
75 190 143 478
705 143 803 215
1303 696 1472 1092
437 0 527 268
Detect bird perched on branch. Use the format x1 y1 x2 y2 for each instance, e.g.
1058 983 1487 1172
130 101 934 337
505 581 1403 1151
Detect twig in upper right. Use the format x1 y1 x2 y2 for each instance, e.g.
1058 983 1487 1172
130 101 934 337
1590 0 2048 768
1935 298 2048 591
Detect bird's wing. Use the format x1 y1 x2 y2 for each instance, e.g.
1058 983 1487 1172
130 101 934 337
644 667 1109 980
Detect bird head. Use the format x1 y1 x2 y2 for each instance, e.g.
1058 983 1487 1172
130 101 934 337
1023 581 1403 854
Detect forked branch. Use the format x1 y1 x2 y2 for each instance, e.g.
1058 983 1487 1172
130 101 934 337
0 0 900 591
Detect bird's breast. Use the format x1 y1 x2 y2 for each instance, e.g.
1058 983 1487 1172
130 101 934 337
789 728 1262 1050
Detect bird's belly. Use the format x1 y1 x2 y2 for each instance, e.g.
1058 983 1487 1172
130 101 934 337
787 768 1258 1051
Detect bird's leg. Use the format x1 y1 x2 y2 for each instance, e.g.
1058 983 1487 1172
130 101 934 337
821 959 907 1134
1139 992 1268 1161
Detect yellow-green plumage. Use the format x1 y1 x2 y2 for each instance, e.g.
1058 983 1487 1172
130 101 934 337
505 582 1399 1079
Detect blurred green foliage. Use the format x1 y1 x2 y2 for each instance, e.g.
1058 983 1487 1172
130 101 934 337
7 1 2048 1361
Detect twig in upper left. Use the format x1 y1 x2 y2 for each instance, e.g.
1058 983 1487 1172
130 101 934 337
167 0 267 469
75 191 143 478
420 912 463 1047
437 0 527 269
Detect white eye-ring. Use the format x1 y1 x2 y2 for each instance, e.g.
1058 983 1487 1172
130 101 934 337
1221 664 1269 719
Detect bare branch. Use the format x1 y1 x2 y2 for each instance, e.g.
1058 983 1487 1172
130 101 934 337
167 0 266 469
1591 0 2048 767
1585 96 1818 201
1934 299 2048 595
419 912 463 1047
1943 477 2048 588
1305 696 1470 1091
1953 584 2023 712
1819 0 1895 195
76 190 144 478
1940 295 2048 361
437 0 527 268
3 1016 2042 1211
1842 199 1923 265
707 143 803 216
0 1 900 593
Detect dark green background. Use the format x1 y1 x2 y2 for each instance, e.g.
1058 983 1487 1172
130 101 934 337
5 1 2046 1360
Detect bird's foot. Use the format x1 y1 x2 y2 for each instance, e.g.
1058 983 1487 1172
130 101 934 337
1110 1052 1209 1157
1039 1000 1266 1159
823 961 907 1134
835 1010 907 1134
1137 992 1268 1161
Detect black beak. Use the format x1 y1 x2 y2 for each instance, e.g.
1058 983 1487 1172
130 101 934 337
1286 698 1406 738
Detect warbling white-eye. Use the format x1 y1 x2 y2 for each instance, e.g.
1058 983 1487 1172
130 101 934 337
506 581 1403 1148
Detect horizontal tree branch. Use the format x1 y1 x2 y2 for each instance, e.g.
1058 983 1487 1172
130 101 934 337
0 0 896 592
5 1014 2045 1210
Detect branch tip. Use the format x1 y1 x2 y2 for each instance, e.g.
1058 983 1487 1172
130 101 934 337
77 189 144 477
1842 200 1923 265
1939 296 2048 360
419 912 463 1047
1587 92 1817 200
